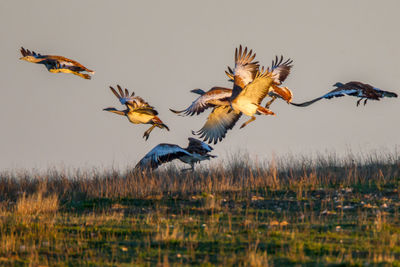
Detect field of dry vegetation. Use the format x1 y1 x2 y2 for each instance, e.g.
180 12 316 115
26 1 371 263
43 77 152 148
0 152 399 266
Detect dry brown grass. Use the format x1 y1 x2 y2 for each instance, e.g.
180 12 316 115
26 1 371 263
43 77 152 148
0 151 398 203
0 151 397 265
16 190 58 218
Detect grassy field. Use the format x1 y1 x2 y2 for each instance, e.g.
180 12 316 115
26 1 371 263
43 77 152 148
0 152 399 266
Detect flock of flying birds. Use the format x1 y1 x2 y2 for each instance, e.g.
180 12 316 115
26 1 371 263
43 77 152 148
19 46 398 171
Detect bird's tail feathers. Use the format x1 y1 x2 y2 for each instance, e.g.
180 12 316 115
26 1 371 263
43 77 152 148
382 91 398 98
153 116 169 131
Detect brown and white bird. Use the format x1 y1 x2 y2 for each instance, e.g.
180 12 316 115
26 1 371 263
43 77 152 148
103 85 169 140
185 46 293 144
227 46 293 129
135 138 216 171
170 87 239 144
291 81 398 107
19 47 94 79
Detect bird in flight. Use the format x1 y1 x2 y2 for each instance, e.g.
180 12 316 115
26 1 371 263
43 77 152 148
170 86 235 144
135 138 216 171
291 81 398 107
227 46 293 129
19 47 94 79
103 85 169 140
181 46 293 144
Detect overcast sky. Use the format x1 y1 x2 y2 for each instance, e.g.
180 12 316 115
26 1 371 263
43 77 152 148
1 0 399 170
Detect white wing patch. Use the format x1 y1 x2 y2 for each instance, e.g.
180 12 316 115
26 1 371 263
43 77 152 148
234 65 254 87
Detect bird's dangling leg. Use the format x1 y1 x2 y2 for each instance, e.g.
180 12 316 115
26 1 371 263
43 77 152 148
240 116 256 129
356 98 362 106
181 164 194 172
143 124 157 140
363 99 368 105
265 96 277 109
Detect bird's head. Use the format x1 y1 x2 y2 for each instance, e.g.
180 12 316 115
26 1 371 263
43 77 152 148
103 107 126 116
20 55 40 63
333 82 344 88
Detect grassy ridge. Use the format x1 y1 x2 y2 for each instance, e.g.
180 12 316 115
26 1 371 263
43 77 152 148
0 153 399 266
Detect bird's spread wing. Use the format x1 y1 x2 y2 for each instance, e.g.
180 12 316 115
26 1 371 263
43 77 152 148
186 137 213 155
170 87 232 116
44 55 93 72
133 107 158 116
322 87 359 99
135 144 192 170
237 68 275 105
338 81 381 100
193 105 242 144
109 85 154 110
227 45 260 99
20 47 43 58
267 56 293 84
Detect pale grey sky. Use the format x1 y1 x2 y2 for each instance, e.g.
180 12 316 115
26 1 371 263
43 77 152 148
1 0 399 170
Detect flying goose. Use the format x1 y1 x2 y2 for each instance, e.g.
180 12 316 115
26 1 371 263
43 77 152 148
103 85 169 140
19 47 94 79
291 81 398 107
191 46 293 144
228 46 293 129
135 138 216 171
225 55 293 109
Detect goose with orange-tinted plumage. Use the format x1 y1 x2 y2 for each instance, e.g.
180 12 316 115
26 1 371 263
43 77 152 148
103 85 169 140
177 46 293 144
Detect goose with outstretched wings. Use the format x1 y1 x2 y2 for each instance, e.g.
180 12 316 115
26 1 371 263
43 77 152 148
291 81 398 107
135 138 216 171
227 46 294 129
190 46 294 144
19 47 94 79
103 85 169 140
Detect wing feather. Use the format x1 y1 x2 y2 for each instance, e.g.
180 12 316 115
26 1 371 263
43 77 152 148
230 45 260 99
267 55 293 84
109 85 154 110
170 87 232 116
236 68 275 105
186 138 213 155
135 144 192 169
193 106 241 144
